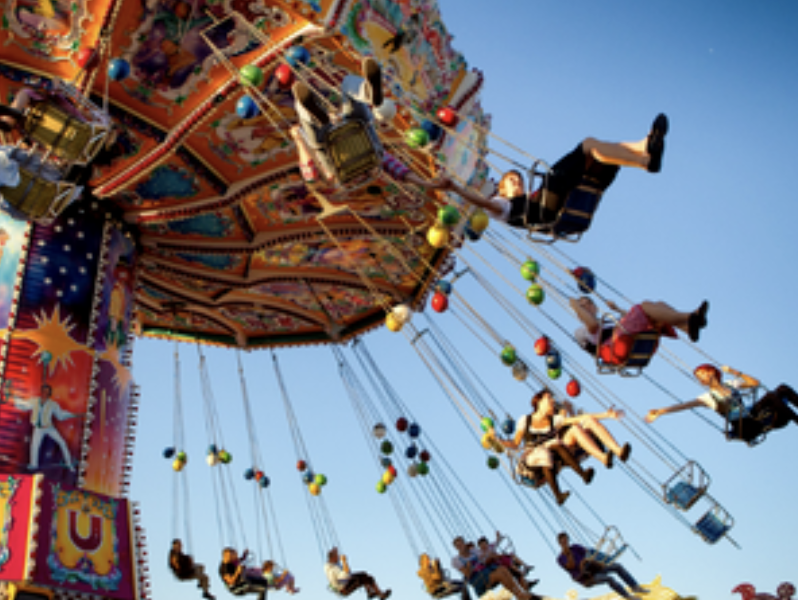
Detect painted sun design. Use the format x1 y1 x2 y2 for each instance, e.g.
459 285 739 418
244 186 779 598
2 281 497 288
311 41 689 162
12 305 92 375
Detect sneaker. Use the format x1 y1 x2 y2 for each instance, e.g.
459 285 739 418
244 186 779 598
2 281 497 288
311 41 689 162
362 58 383 107
292 81 330 127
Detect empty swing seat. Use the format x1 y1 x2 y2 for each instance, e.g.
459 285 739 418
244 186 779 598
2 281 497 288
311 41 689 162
694 512 730 544
667 482 701 511
588 544 628 566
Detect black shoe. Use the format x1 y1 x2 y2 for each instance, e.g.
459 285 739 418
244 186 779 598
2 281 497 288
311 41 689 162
603 452 614 469
619 443 632 462
688 300 709 342
382 590 392 600
292 81 330 126
582 467 595 485
525 579 540 590
363 58 383 107
646 113 669 173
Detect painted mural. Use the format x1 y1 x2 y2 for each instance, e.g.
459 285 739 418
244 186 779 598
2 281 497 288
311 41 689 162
2 0 91 59
0 475 35 582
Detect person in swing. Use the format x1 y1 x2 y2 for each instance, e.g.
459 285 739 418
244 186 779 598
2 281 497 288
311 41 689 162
645 364 798 443
445 114 669 229
219 547 271 600
324 546 391 599
169 539 216 600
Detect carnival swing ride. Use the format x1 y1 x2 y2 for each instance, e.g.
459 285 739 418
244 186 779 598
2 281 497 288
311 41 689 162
0 0 793 599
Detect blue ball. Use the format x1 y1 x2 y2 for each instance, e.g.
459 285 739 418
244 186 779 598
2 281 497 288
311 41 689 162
209 444 218 454
405 445 418 459
464 223 482 241
381 457 392 468
421 119 442 141
546 351 562 370
244 468 255 480
259 476 270 488
108 58 130 81
286 46 311 67
436 280 452 295
302 470 315 484
163 447 175 459
408 423 421 438
501 418 516 436
236 95 259 119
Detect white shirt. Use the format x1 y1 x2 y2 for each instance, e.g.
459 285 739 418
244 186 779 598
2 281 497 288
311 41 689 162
486 195 512 223
697 378 746 416
451 550 478 575
516 413 564 440
324 562 349 590
574 326 599 350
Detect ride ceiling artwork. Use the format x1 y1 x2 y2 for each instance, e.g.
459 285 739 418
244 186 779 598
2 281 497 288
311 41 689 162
0 0 488 349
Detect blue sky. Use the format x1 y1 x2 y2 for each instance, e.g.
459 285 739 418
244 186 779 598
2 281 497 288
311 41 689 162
131 1 798 599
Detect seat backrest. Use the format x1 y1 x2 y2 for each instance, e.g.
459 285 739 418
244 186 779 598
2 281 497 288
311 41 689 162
667 481 701 511
324 119 382 185
552 185 603 236
694 511 730 544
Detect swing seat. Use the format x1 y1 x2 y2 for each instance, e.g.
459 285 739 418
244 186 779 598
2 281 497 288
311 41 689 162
694 512 731 544
1 161 78 222
24 82 110 165
430 581 464 599
662 460 710 511
666 482 701 511
596 313 660 377
315 117 383 186
527 181 603 244
724 387 772 447
587 544 627 567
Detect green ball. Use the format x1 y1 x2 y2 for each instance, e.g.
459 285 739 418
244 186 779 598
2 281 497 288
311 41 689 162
480 417 494 432
405 127 430 149
380 440 394 455
176 451 187 462
376 481 387 494
547 367 562 380
487 456 500 470
417 461 430 475
520 260 540 281
240 64 264 87
438 205 460 227
219 450 232 464
526 284 545 306
315 473 328 486
500 345 517 366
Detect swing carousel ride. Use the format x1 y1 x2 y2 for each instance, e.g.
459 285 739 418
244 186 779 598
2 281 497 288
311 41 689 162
0 0 792 599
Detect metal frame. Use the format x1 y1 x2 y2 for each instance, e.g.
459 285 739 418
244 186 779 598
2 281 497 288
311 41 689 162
595 313 660 377
585 525 628 566
662 460 710 511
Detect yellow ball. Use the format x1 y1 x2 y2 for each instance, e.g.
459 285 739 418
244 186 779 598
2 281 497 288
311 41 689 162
386 313 403 332
427 224 450 249
172 459 185 472
382 471 395 485
470 209 490 233
309 483 321 496
480 433 493 450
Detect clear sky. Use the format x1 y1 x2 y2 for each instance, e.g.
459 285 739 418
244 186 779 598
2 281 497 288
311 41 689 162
131 1 798 599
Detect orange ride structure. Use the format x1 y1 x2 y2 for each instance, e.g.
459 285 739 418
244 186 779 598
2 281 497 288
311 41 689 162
0 0 488 597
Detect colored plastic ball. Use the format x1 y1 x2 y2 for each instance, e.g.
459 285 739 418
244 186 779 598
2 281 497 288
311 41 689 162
382 471 395 485
163 447 176 459
417 462 430 475
259 476 270 488
573 267 597 294
236 95 259 119
427 223 450 249
408 423 421 438
244 468 255 480
172 459 186 472
500 345 517 366
372 99 396 123
385 312 403 333
405 127 430 149
209 444 218 454
480 416 495 432
376 481 387 493
275 64 294 87
392 304 412 325
108 58 130 81
501 418 516 436
218 450 232 464
526 284 545 306
548 367 562 380
520 260 540 281
534 336 550 356
437 107 458 127
512 361 529 382
480 433 493 450
566 379 582 398
419 450 431 463
487 456 500 470
297 460 307 471
387 465 397 478
407 464 418 477
309 483 321 496
206 454 220 467
464 223 482 242
546 351 562 370
438 205 460 227
373 424 387 439
396 417 409 432
255 470 264 481
380 457 392 468
285 46 310 67
315 473 327 486
431 292 449 313
421 119 442 141
436 280 452 295
176 451 187 462
240 64 264 87
380 440 394 455
470 209 490 233
405 445 418 459
302 470 315 484
76 47 99 69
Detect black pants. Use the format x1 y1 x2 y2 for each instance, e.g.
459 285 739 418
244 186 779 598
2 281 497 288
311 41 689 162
340 572 379 598
730 384 798 442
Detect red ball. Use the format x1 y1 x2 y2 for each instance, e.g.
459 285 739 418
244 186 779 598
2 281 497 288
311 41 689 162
566 379 581 398
275 64 294 88
396 417 409 432
534 336 550 356
431 291 449 313
437 106 458 127
297 460 307 471
388 465 397 477
419 450 431 462
76 47 99 70
255 470 264 481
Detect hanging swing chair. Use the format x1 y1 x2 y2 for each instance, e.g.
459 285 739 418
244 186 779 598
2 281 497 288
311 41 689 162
585 526 629 566
303 116 384 187
662 460 710 512
595 312 664 377
723 386 776 447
